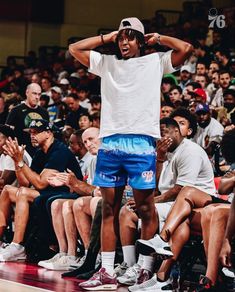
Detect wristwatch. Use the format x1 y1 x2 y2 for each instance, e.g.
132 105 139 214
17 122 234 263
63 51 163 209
17 161 24 168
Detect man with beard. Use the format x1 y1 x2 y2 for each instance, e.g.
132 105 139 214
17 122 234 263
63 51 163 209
211 70 231 108
0 119 82 261
217 89 235 126
192 103 224 151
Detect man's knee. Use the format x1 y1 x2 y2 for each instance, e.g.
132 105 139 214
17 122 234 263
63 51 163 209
73 197 84 213
137 203 155 221
51 199 64 215
62 200 74 217
119 204 137 225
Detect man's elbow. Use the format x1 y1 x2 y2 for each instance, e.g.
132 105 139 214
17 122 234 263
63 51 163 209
183 43 194 56
69 44 76 56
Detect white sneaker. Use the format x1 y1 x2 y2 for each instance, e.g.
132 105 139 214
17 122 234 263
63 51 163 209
114 261 128 278
38 252 66 268
69 254 86 270
0 243 26 262
128 275 173 292
43 255 79 270
136 235 173 258
117 263 141 286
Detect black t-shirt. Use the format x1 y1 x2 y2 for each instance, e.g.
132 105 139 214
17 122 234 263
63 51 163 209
30 139 83 193
6 103 49 156
65 106 88 129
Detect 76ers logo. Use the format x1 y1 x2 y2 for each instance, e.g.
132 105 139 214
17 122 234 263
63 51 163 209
142 170 154 182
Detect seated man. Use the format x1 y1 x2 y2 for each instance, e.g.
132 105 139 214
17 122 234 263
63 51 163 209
117 114 214 290
0 119 82 261
38 127 100 270
0 124 32 193
135 128 235 291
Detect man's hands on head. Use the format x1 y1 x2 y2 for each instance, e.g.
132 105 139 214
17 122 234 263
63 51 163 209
145 33 161 46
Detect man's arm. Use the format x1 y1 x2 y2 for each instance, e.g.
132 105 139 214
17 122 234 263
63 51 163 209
218 171 235 194
48 171 96 196
154 184 182 203
145 33 193 67
69 31 118 68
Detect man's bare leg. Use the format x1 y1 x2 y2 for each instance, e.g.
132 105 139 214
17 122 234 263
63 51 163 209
133 188 157 240
0 185 19 238
201 204 230 285
157 209 202 281
51 199 68 253
160 187 213 241
73 197 94 249
63 200 78 256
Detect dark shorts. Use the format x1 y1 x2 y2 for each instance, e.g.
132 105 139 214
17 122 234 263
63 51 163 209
210 195 231 204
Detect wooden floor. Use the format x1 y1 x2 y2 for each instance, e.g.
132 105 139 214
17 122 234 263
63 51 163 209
0 262 129 292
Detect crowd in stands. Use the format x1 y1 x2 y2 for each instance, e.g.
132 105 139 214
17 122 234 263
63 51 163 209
0 2 235 292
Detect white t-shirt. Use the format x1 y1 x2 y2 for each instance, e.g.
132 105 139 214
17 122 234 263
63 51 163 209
193 117 224 149
86 155 97 185
77 151 94 177
0 151 32 172
211 87 223 107
89 50 176 139
158 139 216 196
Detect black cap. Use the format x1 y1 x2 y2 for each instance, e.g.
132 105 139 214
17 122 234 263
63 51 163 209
29 119 59 132
0 124 16 138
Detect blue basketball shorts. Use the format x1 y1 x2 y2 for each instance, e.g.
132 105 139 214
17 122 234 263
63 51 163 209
93 134 156 189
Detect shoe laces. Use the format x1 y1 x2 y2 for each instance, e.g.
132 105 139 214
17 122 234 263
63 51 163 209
124 264 140 277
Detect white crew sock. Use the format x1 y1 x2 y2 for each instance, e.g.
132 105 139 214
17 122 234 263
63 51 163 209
122 245 136 267
142 255 155 272
137 253 144 267
101 251 115 275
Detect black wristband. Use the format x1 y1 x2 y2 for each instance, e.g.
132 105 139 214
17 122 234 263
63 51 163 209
100 34 105 45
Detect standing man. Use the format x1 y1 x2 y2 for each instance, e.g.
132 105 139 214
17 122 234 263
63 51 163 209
6 83 49 156
69 17 192 290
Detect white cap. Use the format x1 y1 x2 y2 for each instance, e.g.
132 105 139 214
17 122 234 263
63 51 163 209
51 86 62 94
118 17 144 35
59 78 69 85
180 65 193 73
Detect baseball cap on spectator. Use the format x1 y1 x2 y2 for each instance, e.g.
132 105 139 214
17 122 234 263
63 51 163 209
89 95 101 104
28 119 59 132
118 17 145 35
70 72 79 78
194 88 207 102
51 86 62 94
59 78 70 85
195 103 210 114
180 65 193 73
0 124 15 138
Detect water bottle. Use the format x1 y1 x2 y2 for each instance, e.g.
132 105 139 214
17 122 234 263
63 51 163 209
124 185 133 200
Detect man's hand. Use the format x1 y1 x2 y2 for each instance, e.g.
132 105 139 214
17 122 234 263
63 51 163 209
157 137 172 161
126 198 136 212
3 137 25 163
145 33 161 46
220 238 232 267
105 31 118 43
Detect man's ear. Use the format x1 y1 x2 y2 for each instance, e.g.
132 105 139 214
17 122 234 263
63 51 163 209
187 128 193 137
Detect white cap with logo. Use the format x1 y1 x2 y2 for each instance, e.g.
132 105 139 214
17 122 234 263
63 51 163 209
118 17 145 35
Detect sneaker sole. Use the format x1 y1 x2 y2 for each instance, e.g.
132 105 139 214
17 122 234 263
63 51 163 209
117 277 136 286
80 284 117 291
136 241 173 258
0 256 26 262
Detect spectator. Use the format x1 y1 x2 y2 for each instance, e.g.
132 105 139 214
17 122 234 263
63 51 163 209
211 70 231 108
0 119 83 261
64 93 88 130
6 83 49 157
193 103 224 151
78 113 93 130
179 65 193 90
